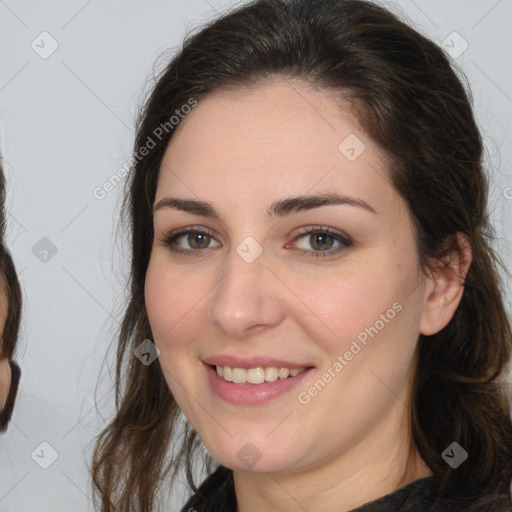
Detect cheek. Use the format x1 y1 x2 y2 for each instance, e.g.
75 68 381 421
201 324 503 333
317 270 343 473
290 258 421 374
144 257 207 415
291 266 400 342
144 255 217 403
144 255 205 342
144 264 173 338
291 271 422 431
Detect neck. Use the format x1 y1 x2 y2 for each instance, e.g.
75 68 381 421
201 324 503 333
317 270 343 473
233 399 433 512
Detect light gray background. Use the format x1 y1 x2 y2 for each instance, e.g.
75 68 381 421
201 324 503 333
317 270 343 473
0 0 511 510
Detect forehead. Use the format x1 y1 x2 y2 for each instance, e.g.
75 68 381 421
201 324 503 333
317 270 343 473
157 78 398 215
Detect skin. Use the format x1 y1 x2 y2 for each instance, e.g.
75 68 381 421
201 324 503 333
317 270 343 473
0 357 10 410
0 286 10 410
145 78 471 512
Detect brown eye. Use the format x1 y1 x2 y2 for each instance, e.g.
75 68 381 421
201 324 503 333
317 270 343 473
162 227 220 255
186 232 211 249
292 227 353 259
308 232 335 251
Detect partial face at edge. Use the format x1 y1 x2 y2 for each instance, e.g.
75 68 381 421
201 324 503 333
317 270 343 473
144 78 432 474
0 284 11 410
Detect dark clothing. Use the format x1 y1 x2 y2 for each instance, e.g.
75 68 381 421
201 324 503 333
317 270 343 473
180 465 512 512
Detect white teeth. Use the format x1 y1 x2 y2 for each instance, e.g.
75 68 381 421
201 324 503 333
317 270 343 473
264 367 279 382
247 367 265 384
232 368 246 384
223 366 232 382
214 365 307 384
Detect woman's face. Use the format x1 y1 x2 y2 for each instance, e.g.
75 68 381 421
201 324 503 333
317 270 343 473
145 78 433 474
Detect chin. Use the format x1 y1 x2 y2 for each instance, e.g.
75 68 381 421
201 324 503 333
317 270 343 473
202 434 301 474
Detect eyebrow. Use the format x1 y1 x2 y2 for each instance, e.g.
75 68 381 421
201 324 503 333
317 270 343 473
153 192 377 220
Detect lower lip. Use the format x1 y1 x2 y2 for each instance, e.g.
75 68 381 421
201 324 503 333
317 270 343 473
204 363 314 405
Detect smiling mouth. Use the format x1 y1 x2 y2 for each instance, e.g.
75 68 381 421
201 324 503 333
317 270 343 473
209 364 310 385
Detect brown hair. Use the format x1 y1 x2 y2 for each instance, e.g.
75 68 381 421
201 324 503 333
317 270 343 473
0 158 22 360
0 155 23 430
92 0 512 510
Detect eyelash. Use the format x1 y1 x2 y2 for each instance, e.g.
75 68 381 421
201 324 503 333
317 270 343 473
160 226 353 259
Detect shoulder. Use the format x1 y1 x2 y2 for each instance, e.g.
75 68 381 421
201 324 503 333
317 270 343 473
179 470 512 512
179 465 236 512
434 491 512 512
351 476 512 512
427 478 512 512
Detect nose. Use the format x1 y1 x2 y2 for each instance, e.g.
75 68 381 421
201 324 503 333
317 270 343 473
207 245 286 339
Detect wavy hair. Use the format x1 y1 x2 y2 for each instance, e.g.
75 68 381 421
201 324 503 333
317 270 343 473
0 157 21 362
0 156 23 430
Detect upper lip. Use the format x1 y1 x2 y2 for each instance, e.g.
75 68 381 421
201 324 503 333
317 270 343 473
203 355 314 370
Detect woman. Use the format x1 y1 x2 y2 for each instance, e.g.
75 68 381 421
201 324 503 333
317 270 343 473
0 156 22 432
92 0 512 510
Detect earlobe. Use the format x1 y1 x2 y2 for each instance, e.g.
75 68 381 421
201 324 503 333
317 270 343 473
419 233 472 336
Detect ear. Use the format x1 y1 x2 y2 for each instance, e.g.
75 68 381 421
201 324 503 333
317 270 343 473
419 233 472 336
